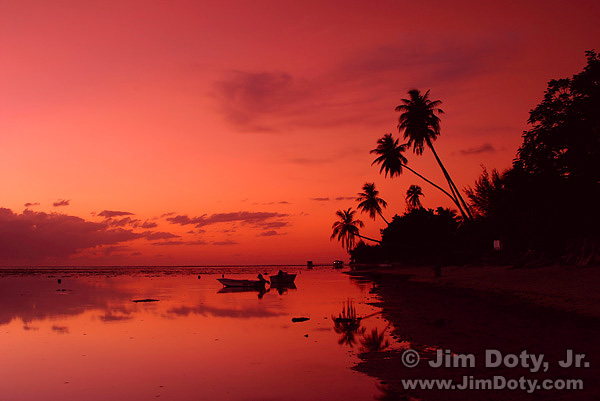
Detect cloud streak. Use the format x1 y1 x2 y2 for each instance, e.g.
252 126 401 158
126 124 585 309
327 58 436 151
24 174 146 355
211 35 519 132
459 143 496 155
166 211 288 229
98 210 134 218
53 199 70 207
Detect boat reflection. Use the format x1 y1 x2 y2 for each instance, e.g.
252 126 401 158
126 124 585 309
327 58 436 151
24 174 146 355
270 282 297 295
217 286 268 298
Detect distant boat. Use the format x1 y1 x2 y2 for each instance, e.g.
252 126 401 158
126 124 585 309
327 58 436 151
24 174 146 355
217 278 266 288
269 271 296 285
333 260 344 269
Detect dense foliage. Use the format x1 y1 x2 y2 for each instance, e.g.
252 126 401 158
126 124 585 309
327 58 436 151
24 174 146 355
348 51 599 266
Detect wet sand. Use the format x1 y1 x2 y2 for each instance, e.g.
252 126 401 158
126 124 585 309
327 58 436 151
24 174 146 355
350 266 600 400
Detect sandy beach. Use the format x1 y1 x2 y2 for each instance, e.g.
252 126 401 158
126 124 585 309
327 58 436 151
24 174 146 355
350 265 600 400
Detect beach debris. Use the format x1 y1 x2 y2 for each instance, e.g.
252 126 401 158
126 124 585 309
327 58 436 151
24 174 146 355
132 299 160 303
304 334 309 337
292 317 310 323
197 275 201 279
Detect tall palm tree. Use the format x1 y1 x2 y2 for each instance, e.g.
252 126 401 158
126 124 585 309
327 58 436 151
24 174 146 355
330 208 380 252
371 134 457 205
356 183 389 225
406 185 424 211
396 89 473 220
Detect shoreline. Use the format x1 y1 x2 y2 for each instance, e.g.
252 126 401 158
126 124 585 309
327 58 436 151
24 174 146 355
349 266 600 400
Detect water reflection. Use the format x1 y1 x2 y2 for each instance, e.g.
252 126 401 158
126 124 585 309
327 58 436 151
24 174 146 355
333 299 365 347
333 299 386 349
361 323 391 352
0 268 389 401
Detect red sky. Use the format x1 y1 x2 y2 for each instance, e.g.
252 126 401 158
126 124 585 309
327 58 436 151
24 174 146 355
1 0 599 265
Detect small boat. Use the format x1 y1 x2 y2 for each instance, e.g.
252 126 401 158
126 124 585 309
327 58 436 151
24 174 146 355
269 271 296 285
217 278 267 288
333 260 344 269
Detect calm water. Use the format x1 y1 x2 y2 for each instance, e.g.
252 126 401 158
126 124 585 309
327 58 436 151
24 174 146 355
0 267 392 400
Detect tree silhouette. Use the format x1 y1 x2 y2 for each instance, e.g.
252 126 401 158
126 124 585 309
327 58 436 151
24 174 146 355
356 182 389 225
331 208 380 252
396 89 472 220
371 133 457 205
405 185 423 211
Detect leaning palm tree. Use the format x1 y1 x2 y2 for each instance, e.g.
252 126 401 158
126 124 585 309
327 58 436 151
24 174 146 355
406 185 424 211
356 183 389 225
330 208 381 252
396 89 472 220
371 134 457 206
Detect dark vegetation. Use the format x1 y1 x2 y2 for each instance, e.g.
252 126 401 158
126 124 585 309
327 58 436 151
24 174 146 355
333 51 600 266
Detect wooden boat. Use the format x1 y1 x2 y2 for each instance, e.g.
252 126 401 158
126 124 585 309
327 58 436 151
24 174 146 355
333 260 344 269
217 278 266 288
269 271 296 285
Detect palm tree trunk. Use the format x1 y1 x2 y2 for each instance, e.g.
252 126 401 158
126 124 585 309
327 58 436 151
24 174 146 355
425 140 473 221
400 163 462 209
357 234 381 244
377 210 389 225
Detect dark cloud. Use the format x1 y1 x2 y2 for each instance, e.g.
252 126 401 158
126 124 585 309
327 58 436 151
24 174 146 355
160 212 176 218
311 197 330 201
166 211 288 229
141 231 180 241
278 201 290 204
213 240 238 246
152 240 187 246
51 325 69 334
105 217 141 227
53 199 70 207
151 239 208 246
259 221 288 229
24 202 40 207
335 196 356 201
0 208 142 262
258 230 280 237
459 143 496 155
98 210 134 218
140 220 157 229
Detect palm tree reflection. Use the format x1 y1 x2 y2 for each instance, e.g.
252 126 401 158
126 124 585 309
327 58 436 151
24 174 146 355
332 300 364 347
360 323 390 352
332 300 386 348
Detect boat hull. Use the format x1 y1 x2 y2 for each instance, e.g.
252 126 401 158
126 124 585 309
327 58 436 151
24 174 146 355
217 278 266 288
269 273 296 285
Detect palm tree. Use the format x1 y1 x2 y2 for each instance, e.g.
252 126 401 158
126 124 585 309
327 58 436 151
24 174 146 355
356 183 389 225
396 89 472 220
371 134 457 205
330 208 380 252
406 185 423 211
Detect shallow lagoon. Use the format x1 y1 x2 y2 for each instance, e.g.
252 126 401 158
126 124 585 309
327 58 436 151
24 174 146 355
0 267 392 400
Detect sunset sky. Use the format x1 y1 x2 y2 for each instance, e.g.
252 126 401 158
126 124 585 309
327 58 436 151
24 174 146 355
1 0 599 265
